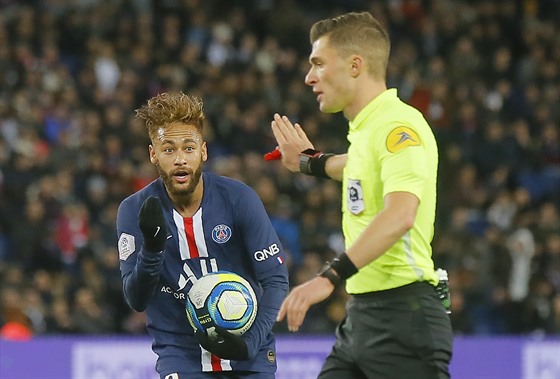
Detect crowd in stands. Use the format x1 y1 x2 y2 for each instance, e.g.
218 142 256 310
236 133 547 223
0 0 559 339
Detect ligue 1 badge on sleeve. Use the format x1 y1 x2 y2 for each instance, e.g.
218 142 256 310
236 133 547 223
118 233 135 261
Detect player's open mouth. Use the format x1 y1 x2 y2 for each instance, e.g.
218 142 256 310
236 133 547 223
173 171 190 183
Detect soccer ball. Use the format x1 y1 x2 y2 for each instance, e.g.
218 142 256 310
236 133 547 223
186 271 257 339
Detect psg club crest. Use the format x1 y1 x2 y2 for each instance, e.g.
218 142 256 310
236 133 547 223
212 224 232 243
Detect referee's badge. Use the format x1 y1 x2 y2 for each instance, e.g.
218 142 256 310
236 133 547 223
347 179 365 215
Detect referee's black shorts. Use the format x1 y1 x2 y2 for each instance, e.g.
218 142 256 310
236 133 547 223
319 282 453 379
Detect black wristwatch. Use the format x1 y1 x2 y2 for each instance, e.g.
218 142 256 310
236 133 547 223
299 148 323 175
317 262 342 286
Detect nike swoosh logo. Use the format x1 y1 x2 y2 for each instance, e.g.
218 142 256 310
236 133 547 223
154 226 160 237
167 235 172 239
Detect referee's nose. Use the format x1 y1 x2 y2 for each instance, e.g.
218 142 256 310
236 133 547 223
305 68 318 86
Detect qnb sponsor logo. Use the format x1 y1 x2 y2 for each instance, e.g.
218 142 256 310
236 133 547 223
254 243 280 262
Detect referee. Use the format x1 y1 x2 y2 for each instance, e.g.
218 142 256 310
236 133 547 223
272 12 453 379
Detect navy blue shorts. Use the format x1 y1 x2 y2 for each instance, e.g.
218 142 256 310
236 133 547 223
162 371 274 379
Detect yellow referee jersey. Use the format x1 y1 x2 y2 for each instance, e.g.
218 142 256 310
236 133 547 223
343 88 439 293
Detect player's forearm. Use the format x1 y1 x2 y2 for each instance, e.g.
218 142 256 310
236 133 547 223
123 249 164 312
325 154 347 181
244 265 289 358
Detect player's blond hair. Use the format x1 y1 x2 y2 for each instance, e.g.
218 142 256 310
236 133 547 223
135 92 205 141
310 12 390 80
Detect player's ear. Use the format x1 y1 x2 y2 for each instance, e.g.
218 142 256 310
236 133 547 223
149 145 158 165
202 142 208 162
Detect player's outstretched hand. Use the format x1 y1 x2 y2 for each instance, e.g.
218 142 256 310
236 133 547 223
196 327 249 360
270 113 314 172
138 196 167 253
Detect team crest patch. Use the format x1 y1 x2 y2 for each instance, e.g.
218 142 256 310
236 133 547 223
118 233 135 261
386 126 421 153
212 224 232 243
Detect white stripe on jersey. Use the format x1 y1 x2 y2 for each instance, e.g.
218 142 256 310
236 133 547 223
173 208 209 259
173 210 190 260
192 210 209 257
201 347 232 372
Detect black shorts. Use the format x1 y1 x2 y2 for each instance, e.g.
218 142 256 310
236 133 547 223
319 282 453 379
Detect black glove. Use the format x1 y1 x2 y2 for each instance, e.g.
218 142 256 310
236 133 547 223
195 327 249 360
138 196 167 253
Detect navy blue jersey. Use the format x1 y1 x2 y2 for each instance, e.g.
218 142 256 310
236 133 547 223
117 172 289 377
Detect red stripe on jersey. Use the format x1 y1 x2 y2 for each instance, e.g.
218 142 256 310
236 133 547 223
211 354 222 371
183 217 200 259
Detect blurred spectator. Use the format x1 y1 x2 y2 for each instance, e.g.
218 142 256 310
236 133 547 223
71 287 113 334
45 296 76 334
0 286 33 340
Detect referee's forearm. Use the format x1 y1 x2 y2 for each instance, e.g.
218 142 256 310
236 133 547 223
346 192 418 269
325 154 347 181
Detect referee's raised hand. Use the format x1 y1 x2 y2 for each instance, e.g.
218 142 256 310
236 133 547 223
270 113 314 172
138 196 167 253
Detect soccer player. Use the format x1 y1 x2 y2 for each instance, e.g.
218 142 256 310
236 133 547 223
117 92 289 379
271 12 453 379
